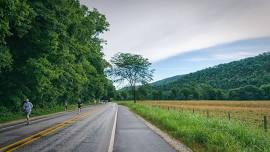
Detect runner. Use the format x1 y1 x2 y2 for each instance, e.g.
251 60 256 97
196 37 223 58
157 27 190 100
64 101 68 111
23 98 33 125
78 99 82 114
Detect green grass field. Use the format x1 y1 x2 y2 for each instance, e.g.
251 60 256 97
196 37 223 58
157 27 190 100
143 100 270 129
120 102 270 152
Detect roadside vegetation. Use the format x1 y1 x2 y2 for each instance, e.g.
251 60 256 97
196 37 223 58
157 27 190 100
144 100 270 129
0 1 115 115
120 102 270 152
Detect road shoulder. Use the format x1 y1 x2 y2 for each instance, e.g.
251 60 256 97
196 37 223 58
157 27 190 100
132 109 193 152
0 105 94 130
114 105 177 152
0 111 67 130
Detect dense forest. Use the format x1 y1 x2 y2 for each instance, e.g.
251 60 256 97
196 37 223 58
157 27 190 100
0 0 115 112
117 52 270 100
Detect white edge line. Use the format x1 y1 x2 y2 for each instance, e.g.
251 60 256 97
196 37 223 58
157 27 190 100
108 103 118 152
132 110 193 152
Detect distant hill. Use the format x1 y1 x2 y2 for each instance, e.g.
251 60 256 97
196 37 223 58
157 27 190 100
157 52 270 90
151 75 183 86
117 52 270 100
118 75 182 91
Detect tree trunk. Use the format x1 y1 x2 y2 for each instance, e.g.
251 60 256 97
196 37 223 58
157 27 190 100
133 85 136 103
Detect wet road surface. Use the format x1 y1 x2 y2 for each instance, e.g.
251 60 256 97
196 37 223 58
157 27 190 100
0 103 177 152
0 103 117 152
113 105 176 152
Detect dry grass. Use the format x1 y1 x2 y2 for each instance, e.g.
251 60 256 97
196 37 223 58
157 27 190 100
121 102 270 152
142 100 270 130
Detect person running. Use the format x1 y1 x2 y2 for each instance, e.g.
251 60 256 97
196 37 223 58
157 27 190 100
64 101 68 111
78 99 82 114
23 98 33 125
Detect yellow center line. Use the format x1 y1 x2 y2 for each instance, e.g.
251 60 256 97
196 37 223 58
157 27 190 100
0 110 94 152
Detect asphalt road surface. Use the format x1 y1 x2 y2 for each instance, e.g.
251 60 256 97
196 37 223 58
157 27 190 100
114 106 176 152
0 103 177 152
0 103 117 152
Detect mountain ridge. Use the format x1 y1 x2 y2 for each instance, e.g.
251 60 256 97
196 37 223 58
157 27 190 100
117 51 270 100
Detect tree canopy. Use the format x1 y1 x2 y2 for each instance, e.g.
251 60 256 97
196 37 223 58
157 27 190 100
0 0 115 111
108 53 154 103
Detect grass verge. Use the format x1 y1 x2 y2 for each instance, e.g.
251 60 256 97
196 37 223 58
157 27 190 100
119 102 270 152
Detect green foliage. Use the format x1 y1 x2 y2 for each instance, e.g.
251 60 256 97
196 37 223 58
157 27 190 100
151 75 183 86
0 46 13 72
260 84 270 99
108 53 154 102
0 0 34 44
0 0 34 72
118 52 270 100
228 85 263 100
121 102 270 152
0 0 115 111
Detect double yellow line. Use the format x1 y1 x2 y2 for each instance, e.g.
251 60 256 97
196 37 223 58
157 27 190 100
0 111 92 152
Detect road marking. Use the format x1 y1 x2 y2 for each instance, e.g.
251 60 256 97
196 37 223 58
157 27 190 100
108 103 118 152
0 111 93 152
0 112 68 132
132 110 193 152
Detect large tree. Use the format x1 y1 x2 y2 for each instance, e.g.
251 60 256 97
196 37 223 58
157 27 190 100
108 53 154 103
0 0 113 110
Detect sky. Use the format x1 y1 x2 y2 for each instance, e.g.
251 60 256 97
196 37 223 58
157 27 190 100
80 0 270 82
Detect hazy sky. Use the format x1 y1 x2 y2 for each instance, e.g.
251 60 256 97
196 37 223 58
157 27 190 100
80 0 270 81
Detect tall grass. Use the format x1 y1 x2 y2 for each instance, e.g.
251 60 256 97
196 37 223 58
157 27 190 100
120 102 270 152
143 100 270 129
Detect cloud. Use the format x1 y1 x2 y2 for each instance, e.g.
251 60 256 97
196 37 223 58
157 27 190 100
80 0 270 62
150 36 270 81
183 51 258 62
213 51 258 60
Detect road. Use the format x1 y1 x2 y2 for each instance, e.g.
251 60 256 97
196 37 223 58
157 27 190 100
0 103 117 152
114 106 176 152
0 103 177 152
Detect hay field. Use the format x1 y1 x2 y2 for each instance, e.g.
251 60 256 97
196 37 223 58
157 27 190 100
142 100 270 129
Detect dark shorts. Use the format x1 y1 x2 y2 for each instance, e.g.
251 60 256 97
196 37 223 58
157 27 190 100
25 111 31 116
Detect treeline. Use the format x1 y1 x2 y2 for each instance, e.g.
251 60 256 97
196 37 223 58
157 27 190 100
117 52 270 100
0 0 115 111
117 84 270 100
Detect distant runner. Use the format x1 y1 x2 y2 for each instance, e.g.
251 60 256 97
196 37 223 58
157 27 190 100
78 99 82 114
23 99 33 125
64 101 68 111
